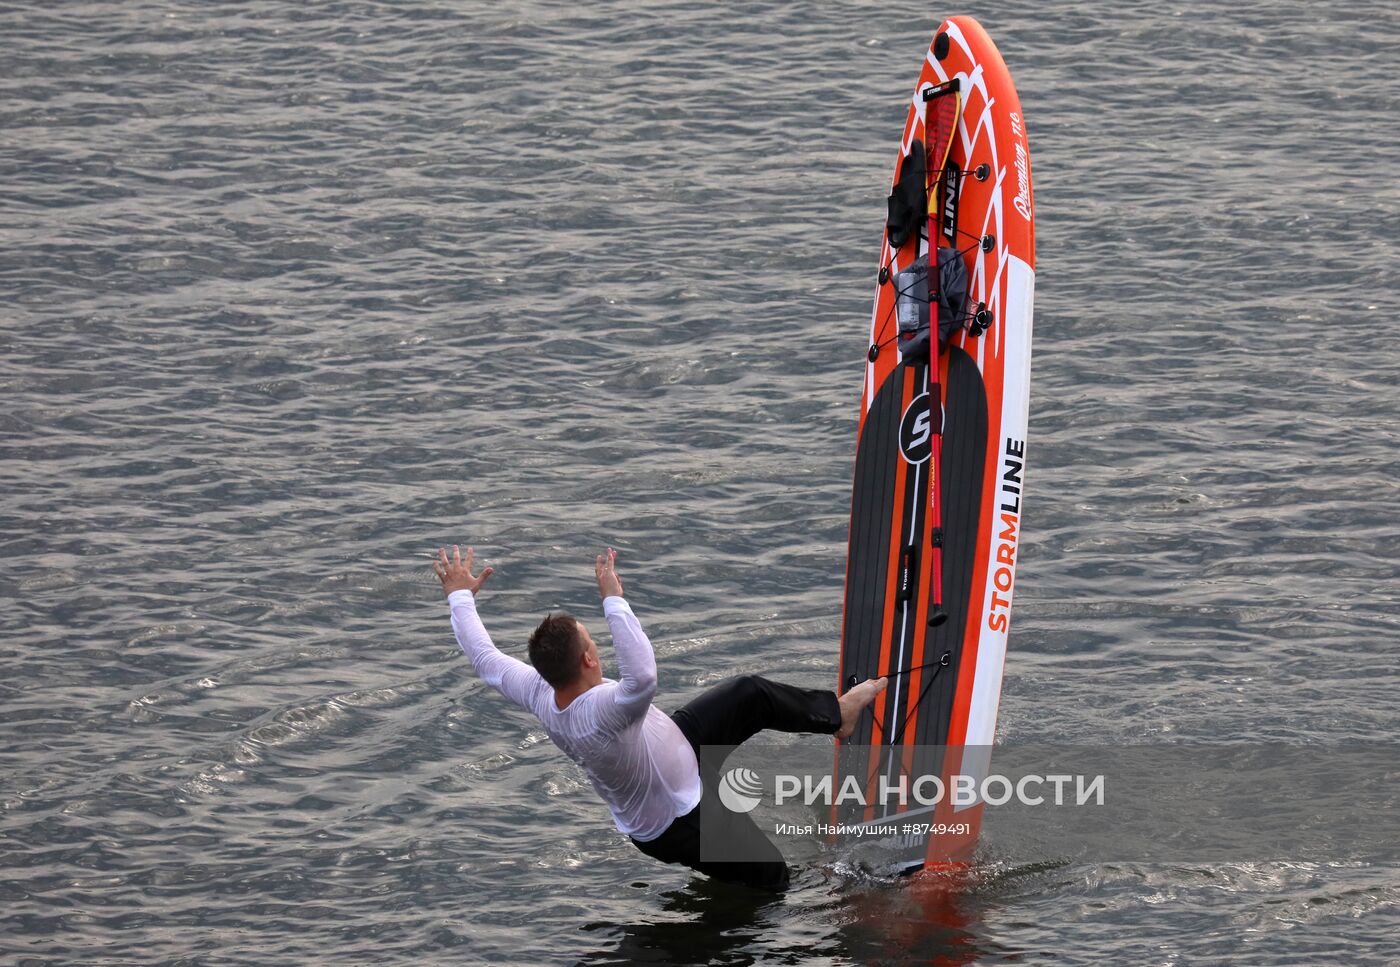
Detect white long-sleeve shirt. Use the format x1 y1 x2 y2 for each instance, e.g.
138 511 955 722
448 589 702 842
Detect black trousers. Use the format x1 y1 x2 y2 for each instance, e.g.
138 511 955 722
630 674 841 891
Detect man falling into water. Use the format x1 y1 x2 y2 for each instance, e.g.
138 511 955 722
432 545 886 890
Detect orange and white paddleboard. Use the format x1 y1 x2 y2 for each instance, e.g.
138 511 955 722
836 16 1035 872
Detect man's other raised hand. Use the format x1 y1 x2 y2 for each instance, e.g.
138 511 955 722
433 545 494 598
595 547 623 600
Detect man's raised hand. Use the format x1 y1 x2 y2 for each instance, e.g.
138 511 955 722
433 545 494 598
595 547 624 600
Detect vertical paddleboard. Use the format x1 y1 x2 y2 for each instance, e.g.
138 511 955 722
837 16 1035 872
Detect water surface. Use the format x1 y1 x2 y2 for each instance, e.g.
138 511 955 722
3 1 1397 963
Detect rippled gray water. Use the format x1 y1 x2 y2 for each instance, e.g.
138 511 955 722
3 1 1398 964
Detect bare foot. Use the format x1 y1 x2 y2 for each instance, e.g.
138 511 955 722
836 677 888 739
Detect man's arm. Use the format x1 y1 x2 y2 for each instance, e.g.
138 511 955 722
435 546 544 711
595 549 657 724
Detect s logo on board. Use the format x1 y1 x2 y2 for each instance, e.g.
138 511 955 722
899 394 933 464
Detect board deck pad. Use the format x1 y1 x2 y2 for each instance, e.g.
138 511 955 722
838 350 986 824
836 16 1035 872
